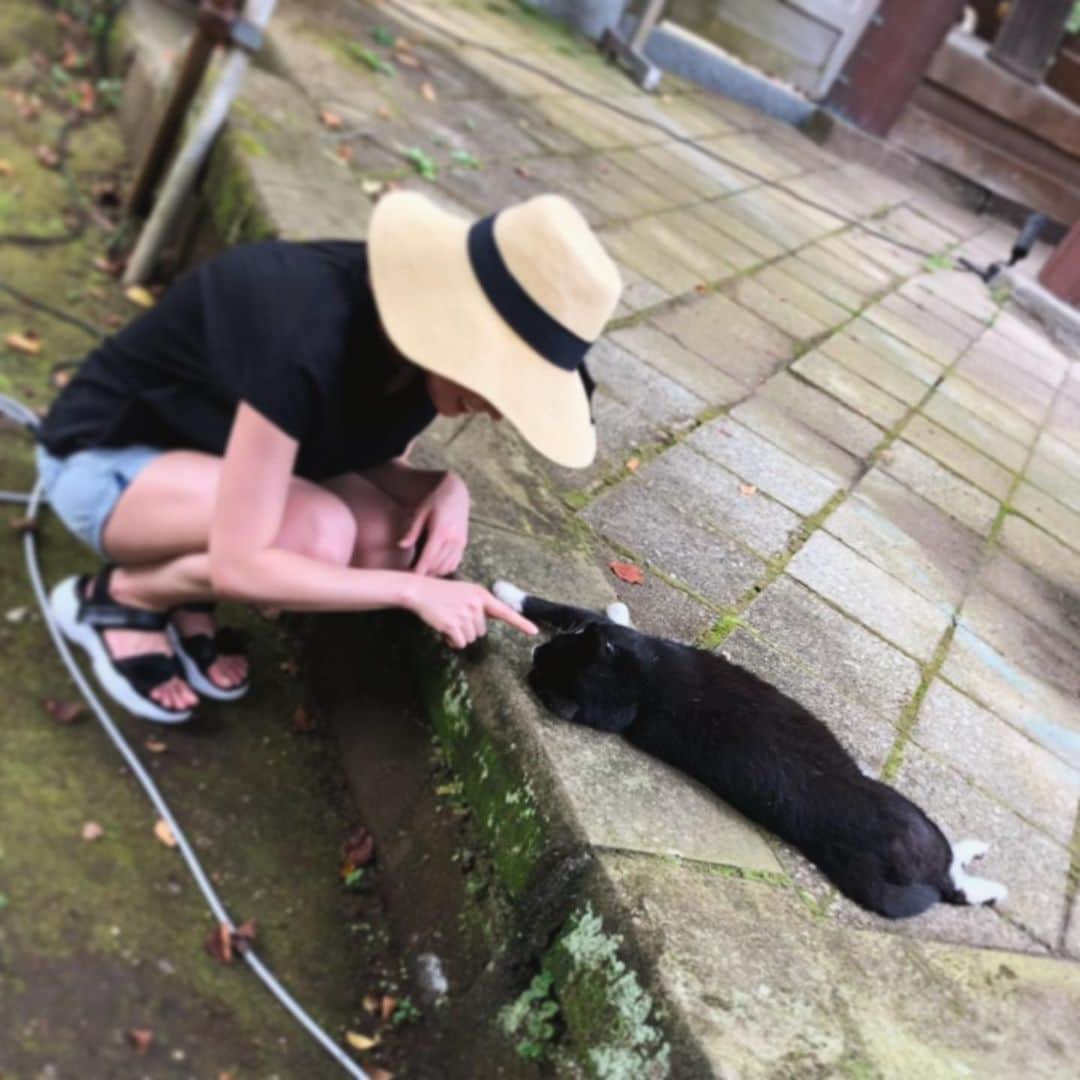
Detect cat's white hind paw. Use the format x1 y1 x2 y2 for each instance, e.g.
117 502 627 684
953 839 989 866
960 876 1008 906
606 601 632 627
493 580 526 612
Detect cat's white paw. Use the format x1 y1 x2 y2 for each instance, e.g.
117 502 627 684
492 580 526 612
953 839 989 866
959 876 1008 906
606 601 632 627
949 840 1006 906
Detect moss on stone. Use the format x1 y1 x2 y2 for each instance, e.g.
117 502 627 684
0 1 61 68
203 129 278 245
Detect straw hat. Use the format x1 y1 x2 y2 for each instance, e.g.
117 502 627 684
368 191 622 468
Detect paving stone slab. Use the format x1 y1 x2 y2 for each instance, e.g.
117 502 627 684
600 220 704 295
878 291 976 359
632 140 753 200
741 575 921 725
901 414 1015 501
729 395 860 489
1033 429 1080 480
896 279 990 341
920 391 1030 473
699 131 803 181
1046 394 1080 454
892 743 1072 946
993 309 1074 368
792 350 910 429
954 352 1057 429
879 444 1001 536
999 514 1080 596
686 417 839 515
753 260 857 329
820 333 930 406
814 235 900 294
833 228 924 279
626 213 741 286
842 317 945 384
1025 452 1080 516
604 561 717 643
1011 483 1080 555
786 531 952 661
649 207 762 274
1067 895 1080 959
691 199 787 260
914 679 1080 845
613 261 670 313
582 481 766 606
970 330 1069 391
861 301 960 368
627 442 803 559
938 375 1041 450
777 251 868 313
902 269 999 325
941 625 1080 771
729 275 831 342
720 190 818 251
610 324 746 406
825 484 979 607
876 205 959 255
651 292 796 389
758 371 885 459
976 550 1080 652
597 852 1080 1079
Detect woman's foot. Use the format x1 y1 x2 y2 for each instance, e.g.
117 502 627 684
170 607 249 692
89 571 197 712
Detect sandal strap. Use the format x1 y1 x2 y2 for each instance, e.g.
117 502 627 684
177 627 249 676
78 567 171 632
113 652 186 699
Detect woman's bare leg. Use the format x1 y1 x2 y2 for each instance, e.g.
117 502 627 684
95 452 414 709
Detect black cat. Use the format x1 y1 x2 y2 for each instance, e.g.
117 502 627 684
493 581 1006 919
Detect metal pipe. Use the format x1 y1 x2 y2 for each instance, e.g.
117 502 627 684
123 0 278 285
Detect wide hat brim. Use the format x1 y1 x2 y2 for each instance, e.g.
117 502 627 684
368 191 597 469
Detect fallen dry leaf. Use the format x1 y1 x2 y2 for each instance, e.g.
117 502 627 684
291 704 319 733
5 331 41 356
609 561 645 586
879 448 895 464
35 144 60 169
694 283 708 296
204 922 233 965
124 285 155 309
154 818 177 848
126 1028 153 1054
76 81 96 114
60 43 81 71
345 1031 380 1052
379 995 398 1022
625 457 641 472
44 698 84 725
82 821 103 842
514 165 531 179
362 993 380 1014
336 143 354 163
341 826 376 874
145 737 167 753
394 50 421 68
0 159 13 177
320 109 343 129
738 483 758 497
369 1070 395 1080
420 81 437 103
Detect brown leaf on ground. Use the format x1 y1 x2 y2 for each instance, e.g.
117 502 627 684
879 448 895 464
35 144 60 170
738 483 758 497
44 698 84 724
369 1069 395 1080
395 50 421 68
345 1031 380 1052
320 109 343 129
362 993 380 1014
609 561 645 585
336 143 354 163
0 159 13 177
154 818 177 848
77 81 96 114
291 704 319 733
81 821 103 841
145 736 167 753
514 164 531 179
625 457 641 472
5 331 41 355
379 995 398 1022
694 283 708 296
126 1028 153 1054
204 922 233 965
420 81 437 103
342 826 376 872
60 43 81 71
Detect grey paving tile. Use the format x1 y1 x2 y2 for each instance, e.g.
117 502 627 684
820 333 930 406
999 514 1080 596
1067 894 1080 959
914 679 1080 844
604 561 717 643
729 396 860 489
954 351 1056 429
836 318 944 385
629 442 803 559
901 414 1015 501
610 324 746 406
729 275 829 341
741 575 922 722
921 393 1029 473
861 301 959 366
975 550 1080 652
758 371 884 459
686 418 839 515
792 350 909 429
720 628 898 774
582 480 766 605
1025 452 1080 516
937 376 1040 450
1010 483 1080 555
878 444 1001 536
893 743 1071 946
786 531 952 661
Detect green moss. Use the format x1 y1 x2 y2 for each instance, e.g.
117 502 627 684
0 1 61 68
203 130 277 244
544 905 670 1079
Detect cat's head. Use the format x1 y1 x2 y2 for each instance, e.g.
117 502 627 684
528 621 643 733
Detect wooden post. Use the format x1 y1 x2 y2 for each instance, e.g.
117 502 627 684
987 0 1074 85
1039 221 1080 306
825 0 967 136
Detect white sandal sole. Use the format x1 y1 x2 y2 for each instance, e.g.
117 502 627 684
168 625 250 703
49 576 194 725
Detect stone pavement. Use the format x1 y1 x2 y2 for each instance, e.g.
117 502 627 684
135 0 1080 1072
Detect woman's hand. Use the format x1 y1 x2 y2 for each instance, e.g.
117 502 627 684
398 471 471 577
407 578 538 648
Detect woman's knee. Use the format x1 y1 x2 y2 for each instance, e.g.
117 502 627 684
279 488 358 566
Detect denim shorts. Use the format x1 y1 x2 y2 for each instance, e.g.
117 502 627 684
35 443 162 557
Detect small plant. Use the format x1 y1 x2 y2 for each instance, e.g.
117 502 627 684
922 252 952 272
405 147 438 180
391 996 422 1026
499 971 559 1062
343 867 365 891
372 26 397 47
343 41 396 76
450 150 481 170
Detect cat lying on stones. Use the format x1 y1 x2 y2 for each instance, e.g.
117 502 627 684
493 580 1007 920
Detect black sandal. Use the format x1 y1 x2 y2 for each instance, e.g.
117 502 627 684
168 602 251 702
49 568 194 724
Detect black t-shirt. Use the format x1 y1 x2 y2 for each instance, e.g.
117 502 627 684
37 240 437 481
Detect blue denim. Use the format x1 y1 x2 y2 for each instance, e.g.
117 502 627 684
35 443 162 557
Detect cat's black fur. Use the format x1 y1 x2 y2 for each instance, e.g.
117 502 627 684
511 591 992 920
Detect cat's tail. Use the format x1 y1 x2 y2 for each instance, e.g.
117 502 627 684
492 580 632 630
817 847 942 919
